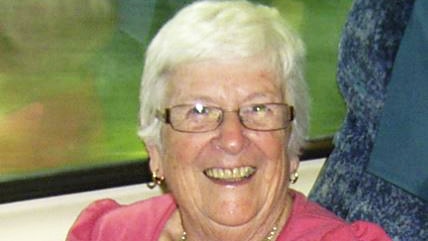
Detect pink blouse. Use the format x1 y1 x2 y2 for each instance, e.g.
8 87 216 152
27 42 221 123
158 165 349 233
66 190 391 241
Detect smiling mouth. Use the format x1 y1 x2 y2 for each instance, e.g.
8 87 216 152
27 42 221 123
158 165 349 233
203 166 256 182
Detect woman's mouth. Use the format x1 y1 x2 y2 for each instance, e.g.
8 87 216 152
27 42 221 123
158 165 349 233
203 166 256 182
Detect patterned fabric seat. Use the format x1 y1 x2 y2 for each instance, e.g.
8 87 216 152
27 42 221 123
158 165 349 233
308 0 427 240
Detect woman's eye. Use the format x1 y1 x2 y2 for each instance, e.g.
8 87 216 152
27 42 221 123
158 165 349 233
189 104 209 115
251 104 268 113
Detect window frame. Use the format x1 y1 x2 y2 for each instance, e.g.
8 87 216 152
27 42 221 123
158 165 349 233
0 137 332 204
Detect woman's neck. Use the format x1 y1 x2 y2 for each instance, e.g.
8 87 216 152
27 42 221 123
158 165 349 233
163 192 293 241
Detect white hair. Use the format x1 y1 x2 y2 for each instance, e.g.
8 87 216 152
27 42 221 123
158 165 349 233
138 0 309 156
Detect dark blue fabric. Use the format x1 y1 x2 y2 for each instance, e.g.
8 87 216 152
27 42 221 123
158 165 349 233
308 0 428 240
367 0 428 201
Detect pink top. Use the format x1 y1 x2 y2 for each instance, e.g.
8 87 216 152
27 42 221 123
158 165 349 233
66 191 391 241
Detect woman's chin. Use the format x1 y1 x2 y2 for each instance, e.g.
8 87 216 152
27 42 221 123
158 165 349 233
200 188 261 227
205 203 257 227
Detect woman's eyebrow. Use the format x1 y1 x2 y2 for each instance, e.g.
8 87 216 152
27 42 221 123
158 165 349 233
172 95 216 104
242 92 281 102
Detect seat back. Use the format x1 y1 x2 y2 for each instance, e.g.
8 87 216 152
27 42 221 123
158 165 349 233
308 0 427 240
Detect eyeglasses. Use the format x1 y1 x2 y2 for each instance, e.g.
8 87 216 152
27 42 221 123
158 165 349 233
156 103 294 133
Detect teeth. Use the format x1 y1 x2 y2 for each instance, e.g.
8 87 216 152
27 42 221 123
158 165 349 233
204 166 255 181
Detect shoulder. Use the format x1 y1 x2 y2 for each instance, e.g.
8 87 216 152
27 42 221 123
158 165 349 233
66 194 176 241
278 190 391 241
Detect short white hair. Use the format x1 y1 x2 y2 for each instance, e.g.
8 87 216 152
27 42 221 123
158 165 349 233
138 0 309 156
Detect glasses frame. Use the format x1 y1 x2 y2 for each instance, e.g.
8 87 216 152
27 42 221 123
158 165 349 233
156 102 294 133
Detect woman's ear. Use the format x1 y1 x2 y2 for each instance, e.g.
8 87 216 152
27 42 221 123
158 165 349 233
146 143 164 176
289 154 300 175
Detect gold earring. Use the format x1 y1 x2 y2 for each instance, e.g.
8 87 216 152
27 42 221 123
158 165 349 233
289 172 299 184
147 170 165 189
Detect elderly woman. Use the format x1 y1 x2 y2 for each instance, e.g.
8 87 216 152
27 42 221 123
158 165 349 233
67 1 391 240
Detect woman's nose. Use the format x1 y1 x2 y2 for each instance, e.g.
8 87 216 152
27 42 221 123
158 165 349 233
213 112 248 154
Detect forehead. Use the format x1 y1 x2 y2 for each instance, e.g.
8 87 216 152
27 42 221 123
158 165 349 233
165 58 283 105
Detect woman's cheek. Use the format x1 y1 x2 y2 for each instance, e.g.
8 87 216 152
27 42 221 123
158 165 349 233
164 134 202 168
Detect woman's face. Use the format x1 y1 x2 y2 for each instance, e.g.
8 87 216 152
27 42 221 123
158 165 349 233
148 58 298 228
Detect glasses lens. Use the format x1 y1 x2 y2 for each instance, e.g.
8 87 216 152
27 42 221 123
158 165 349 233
169 104 222 132
240 103 291 131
